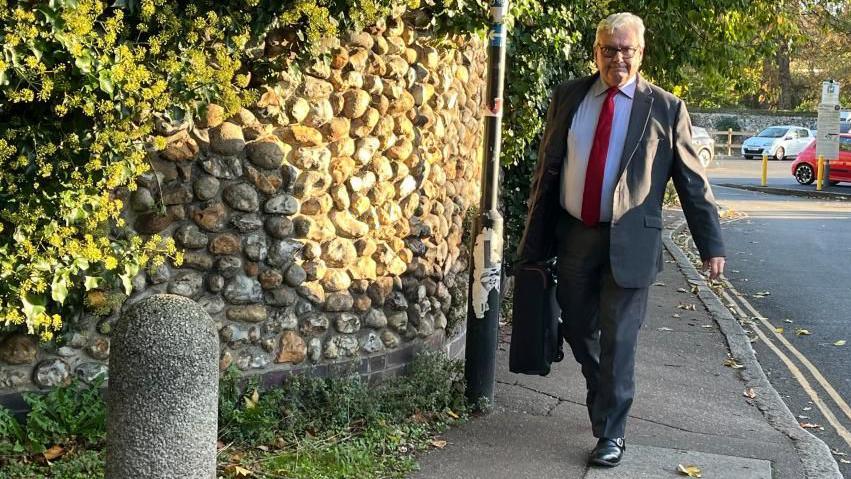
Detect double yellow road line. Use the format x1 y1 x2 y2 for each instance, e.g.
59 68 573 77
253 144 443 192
720 279 851 449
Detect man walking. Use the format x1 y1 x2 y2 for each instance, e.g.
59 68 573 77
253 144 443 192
516 12 725 467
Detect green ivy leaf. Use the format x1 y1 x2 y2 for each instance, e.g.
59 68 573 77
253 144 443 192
21 294 46 322
84 276 102 291
119 274 133 295
98 70 114 97
74 50 95 74
74 257 90 272
51 275 69 305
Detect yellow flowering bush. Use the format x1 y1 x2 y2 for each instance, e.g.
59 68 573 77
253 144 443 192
0 0 255 341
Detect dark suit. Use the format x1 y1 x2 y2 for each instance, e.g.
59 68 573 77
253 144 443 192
517 73 724 438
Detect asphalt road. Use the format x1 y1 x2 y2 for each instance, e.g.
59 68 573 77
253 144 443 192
705 161 851 474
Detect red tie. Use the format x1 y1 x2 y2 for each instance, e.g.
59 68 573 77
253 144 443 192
581 86 619 226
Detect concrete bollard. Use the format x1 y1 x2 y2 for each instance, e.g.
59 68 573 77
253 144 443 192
106 294 219 479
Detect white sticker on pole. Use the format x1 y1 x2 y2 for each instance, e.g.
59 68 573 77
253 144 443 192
817 103 841 161
490 0 508 22
484 97 503 118
471 226 503 319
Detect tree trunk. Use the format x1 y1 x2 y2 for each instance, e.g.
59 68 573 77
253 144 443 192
776 40 795 110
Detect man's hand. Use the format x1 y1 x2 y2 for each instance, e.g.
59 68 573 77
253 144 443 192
703 257 725 280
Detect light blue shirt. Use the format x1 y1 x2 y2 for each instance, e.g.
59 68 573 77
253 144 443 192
560 75 636 222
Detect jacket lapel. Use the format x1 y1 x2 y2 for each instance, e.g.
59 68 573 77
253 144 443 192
617 76 654 179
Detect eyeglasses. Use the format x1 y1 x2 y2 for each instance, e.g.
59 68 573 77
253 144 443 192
597 45 640 59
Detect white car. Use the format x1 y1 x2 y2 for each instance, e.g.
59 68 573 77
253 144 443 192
741 125 813 160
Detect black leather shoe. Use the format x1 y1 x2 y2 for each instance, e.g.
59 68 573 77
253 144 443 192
588 437 625 467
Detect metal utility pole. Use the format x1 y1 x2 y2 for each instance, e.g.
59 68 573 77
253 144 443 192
465 0 508 407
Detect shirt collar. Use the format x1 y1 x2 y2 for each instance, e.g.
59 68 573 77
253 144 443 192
592 75 637 99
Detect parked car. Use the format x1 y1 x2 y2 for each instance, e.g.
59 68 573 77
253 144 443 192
691 126 715 168
791 133 851 185
741 125 813 160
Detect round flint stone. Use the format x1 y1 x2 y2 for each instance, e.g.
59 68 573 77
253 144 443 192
106 295 218 479
223 275 263 304
223 183 260 212
174 224 209 249
33 358 72 388
265 194 299 215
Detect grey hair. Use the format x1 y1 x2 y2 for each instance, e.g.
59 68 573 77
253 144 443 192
595 12 645 47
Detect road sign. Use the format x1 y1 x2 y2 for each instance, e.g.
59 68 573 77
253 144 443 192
816 103 841 160
822 80 840 105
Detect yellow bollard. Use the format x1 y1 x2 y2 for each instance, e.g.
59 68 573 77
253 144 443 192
817 155 824 191
761 153 768 186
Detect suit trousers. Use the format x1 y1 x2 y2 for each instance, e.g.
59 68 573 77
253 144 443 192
555 212 649 439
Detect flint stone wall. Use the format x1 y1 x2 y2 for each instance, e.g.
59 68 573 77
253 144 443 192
691 110 818 132
0 16 484 398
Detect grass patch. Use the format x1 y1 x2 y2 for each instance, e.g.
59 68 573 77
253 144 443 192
0 352 468 478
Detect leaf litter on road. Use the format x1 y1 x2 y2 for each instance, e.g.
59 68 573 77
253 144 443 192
677 464 702 477
796 329 812 336
723 357 744 369
743 388 756 399
834 340 846 346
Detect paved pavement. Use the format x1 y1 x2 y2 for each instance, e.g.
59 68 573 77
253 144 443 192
412 210 842 479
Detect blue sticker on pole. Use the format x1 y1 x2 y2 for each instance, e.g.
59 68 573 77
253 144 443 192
488 24 505 47
490 0 508 22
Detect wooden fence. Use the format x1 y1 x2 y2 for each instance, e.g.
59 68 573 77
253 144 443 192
708 129 757 156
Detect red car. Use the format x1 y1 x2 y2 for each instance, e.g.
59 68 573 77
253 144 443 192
791 133 851 185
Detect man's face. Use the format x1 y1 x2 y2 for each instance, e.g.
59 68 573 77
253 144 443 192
595 27 643 88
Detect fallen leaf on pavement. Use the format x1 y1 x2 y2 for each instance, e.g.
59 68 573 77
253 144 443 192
752 291 770 298
784 319 793 323
430 439 447 449
840 458 851 464
677 288 688 293
774 327 784 334
447 410 460 419
743 388 756 399
223 465 253 478
796 329 812 336
672 313 681 318
653 282 666 286
800 422 822 429
677 464 703 477
678 303 697 311
658 327 673 332
803 407 812 411
834 340 846 346
43 445 64 461
723 358 744 369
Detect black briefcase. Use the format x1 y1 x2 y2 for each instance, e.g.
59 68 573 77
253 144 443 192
508 261 564 376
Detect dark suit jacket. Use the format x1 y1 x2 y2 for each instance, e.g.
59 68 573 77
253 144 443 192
517 73 725 288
